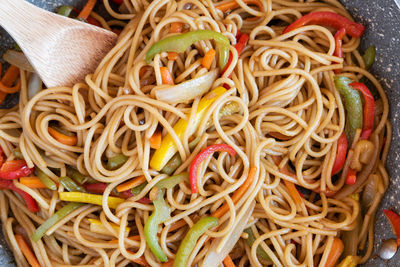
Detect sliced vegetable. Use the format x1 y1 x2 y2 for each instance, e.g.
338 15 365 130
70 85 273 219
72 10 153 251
77 0 97 20
221 33 249 77
131 182 148 196
66 167 87 184
144 190 170 262
36 169 57 190
150 86 227 171
3 50 35 72
362 45 376 70
337 255 361 267
383 209 400 246
160 67 174 85
156 172 189 189
27 73 42 100
0 179 38 212
243 228 270 260
170 22 183 33
201 48 216 70
0 65 21 94
19 177 46 189
131 255 150 267
15 234 40 267
189 144 236 194
83 182 108 194
333 27 347 74
0 159 34 180
116 175 146 193
107 154 129 170
283 12 365 38
345 169 357 185
215 0 263 13
88 218 130 236
146 30 230 70
212 166 256 218
31 202 83 241
13 148 23 160
154 69 218 104
59 192 124 209
331 132 348 175
59 176 86 192
173 217 218 267
167 52 178 61
334 76 363 143
272 156 302 205
150 129 162 149
349 82 375 140
57 5 75 17
223 255 235 267
325 237 344 267
48 127 77 146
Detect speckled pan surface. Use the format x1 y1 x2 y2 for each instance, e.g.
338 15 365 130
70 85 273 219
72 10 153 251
0 0 399 266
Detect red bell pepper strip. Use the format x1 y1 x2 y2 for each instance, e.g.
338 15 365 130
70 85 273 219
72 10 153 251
221 32 250 77
283 12 365 38
0 160 34 180
383 209 400 246
0 179 39 212
0 147 4 167
333 27 347 74
83 182 152 203
331 132 348 175
189 144 236 193
349 82 375 140
112 0 123 4
345 168 357 185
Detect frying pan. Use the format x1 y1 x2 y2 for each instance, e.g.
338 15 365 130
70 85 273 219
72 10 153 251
0 0 399 266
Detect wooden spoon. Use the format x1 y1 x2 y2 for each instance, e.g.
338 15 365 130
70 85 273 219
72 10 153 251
0 0 118 87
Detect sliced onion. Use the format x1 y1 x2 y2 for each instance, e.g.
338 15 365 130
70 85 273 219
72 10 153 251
154 69 218 104
202 202 255 266
28 73 42 99
3 50 35 72
361 174 378 209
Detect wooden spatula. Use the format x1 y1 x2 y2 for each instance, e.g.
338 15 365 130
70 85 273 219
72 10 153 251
0 0 118 87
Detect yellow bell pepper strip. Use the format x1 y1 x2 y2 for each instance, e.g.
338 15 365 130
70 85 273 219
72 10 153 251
59 176 86 192
173 216 218 267
59 192 124 209
190 144 236 194
243 228 270 260
150 86 227 171
31 202 83 241
88 218 130 236
144 190 170 262
36 169 57 190
337 255 361 267
146 30 230 70
383 209 400 246
107 154 129 170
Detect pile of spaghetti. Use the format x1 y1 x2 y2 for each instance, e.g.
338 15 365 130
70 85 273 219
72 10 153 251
0 0 391 266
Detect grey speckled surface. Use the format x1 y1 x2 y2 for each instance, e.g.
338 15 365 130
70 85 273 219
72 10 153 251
0 0 400 266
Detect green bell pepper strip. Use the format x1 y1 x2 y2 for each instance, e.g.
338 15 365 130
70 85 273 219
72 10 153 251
31 202 83 241
36 169 57 190
131 182 148 196
107 154 129 170
362 45 376 70
59 176 87 192
156 172 189 189
66 167 86 184
173 216 218 267
243 228 270 261
57 6 75 17
334 76 363 143
144 190 170 262
146 30 230 70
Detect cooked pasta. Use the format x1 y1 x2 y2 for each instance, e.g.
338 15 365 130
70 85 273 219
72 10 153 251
0 0 391 266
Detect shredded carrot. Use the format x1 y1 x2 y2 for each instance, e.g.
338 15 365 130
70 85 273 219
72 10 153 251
160 67 174 85
161 260 174 267
0 65 21 94
19 177 46 189
48 127 77 146
167 52 179 61
108 235 140 244
168 214 197 232
272 156 302 205
116 175 146 193
170 22 183 33
325 237 344 267
0 79 21 94
150 129 162 149
215 0 263 13
127 252 150 267
15 234 40 267
77 0 97 20
201 48 216 70
212 166 257 218
223 255 236 267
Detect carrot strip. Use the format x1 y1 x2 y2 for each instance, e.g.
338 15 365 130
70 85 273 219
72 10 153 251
170 22 183 33
160 67 174 85
77 0 97 20
168 215 197 232
116 175 146 193
108 235 140 244
223 255 236 267
325 237 344 267
150 129 162 149
19 177 47 189
1 65 19 86
15 234 41 267
212 166 257 218
0 80 21 94
127 252 150 267
215 0 263 13
48 127 77 146
161 260 174 267
272 156 302 205
167 52 179 61
201 48 216 70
